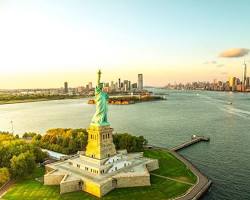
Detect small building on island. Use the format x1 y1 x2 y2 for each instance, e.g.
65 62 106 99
44 70 159 197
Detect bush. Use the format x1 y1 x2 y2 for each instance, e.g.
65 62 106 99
0 167 10 186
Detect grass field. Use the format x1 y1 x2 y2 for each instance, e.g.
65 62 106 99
144 149 197 184
2 149 197 200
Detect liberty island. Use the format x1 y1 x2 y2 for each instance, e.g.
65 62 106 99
43 71 159 197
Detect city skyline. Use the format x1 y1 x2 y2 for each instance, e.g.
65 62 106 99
1 0 250 89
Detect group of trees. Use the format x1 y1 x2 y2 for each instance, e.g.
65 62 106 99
32 128 88 154
0 128 148 186
113 133 148 152
0 132 47 180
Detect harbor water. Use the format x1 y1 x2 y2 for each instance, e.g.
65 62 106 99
0 89 250 199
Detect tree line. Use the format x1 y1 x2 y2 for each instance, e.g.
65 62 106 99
31 129 147 154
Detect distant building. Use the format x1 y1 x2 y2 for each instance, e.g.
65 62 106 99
132 83 137 89
246 77 250 88
88 82 93 90
77 86 84 94
110 81 115 91
123 80 129 92
128 81 131 91
138 74 143 90
243 62 247 88
118 78 121 89
64 82 68 93
229 77 236 87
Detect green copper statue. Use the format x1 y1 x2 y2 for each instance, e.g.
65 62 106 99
91 70 110 126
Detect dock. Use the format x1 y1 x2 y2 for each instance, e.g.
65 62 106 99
171 135 210 151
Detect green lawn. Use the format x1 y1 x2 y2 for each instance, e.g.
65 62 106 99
2 150 197 200
144 149 197 184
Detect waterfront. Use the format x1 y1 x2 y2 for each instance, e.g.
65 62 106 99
0 90 250 199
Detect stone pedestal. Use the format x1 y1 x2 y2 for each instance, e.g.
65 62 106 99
85 125 116 160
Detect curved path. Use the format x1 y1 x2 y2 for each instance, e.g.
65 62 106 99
170 150 211 200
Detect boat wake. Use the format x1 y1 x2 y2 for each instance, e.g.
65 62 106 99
200 94 250 119
220 106 250 119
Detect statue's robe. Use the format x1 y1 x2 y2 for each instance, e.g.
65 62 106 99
91 87 109 125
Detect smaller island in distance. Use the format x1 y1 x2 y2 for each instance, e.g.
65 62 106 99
88 94 166 105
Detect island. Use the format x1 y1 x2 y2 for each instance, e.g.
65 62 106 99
88 94 165 105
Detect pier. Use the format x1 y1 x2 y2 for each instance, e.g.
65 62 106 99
171 135 210 151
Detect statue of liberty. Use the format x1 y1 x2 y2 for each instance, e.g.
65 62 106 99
91 70 110 126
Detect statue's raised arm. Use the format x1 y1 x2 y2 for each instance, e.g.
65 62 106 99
91 70 109 126
97 70 101 88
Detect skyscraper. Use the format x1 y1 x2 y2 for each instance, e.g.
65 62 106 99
128 81 131 91
229 77 236 87
246 77 250 88
64 82 68 93
138 74 143 90
118 78 121 89
243 61 247 87
123 80 129 92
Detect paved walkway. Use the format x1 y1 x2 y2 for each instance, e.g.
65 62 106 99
150 173 194 186
0 180 15 199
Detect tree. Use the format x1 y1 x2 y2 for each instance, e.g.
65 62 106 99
0 167 10 186
31 146 48 163
113 133 148 152
22 132 37 139
32 134 42 141
10 151 36 178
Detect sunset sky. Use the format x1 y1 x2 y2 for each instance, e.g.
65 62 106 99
0 0 250 89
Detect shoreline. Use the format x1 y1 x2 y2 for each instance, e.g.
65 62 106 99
0 96 90 106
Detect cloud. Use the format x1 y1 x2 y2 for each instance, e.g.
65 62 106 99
204 60 217 64
219 48 249 58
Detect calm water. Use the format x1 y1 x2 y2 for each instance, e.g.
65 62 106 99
1 90 250 200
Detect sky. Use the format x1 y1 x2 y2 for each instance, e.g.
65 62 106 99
0 0 250 89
